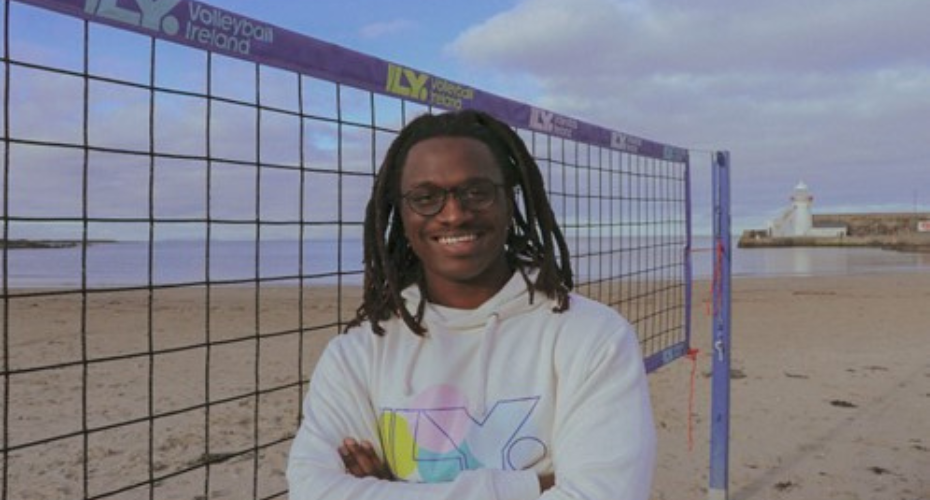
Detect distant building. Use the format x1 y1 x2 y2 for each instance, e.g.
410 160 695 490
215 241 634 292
740 183 930 250
767 181 847 238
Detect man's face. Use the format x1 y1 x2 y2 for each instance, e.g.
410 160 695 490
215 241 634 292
399 136 512 304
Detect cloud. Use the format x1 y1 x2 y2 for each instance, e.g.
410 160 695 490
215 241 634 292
447 0 930 229
451 0 930 75
358 19 416 39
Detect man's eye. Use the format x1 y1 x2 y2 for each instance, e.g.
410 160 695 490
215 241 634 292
463 186 491 199
411 192 440 203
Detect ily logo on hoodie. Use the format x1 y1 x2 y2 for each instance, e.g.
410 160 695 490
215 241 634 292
378 384 547 483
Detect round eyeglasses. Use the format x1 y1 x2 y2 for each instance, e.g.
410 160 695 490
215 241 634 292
401 179 505 216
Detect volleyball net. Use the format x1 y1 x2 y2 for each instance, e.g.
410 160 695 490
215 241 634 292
2 1 693 499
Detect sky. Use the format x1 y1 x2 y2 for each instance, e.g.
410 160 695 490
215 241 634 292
206 0 930 233
8 0 930 236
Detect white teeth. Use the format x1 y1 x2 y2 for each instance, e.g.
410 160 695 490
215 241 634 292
438 234 477 245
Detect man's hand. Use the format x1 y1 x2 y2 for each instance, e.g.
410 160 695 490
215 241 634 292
539 473 555 492
339 438 393 480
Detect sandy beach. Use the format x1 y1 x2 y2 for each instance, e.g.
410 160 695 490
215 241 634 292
651 273 930 500
4 272 929 499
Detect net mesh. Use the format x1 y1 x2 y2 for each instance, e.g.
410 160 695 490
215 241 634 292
1 2 690 499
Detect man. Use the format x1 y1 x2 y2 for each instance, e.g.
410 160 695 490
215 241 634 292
288 109 655 499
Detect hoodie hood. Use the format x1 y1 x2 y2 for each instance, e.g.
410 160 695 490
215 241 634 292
397 268 549 415
400 267 546 332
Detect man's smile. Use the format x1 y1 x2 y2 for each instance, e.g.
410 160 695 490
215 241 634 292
436 233 479 245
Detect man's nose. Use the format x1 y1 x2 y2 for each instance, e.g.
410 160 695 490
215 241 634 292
435 193 470 222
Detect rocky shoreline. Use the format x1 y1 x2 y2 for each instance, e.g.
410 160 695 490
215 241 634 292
738 233 930 253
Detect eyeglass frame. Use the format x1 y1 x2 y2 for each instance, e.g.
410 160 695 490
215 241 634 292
400 179 507 216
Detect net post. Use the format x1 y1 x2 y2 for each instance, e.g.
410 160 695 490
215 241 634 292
709 151 731 500
683 156 693 348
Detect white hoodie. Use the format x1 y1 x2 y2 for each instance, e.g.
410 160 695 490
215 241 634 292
287 270 656 500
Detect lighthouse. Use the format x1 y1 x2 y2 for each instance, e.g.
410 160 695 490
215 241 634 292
791 180 813 236
752 182 849 243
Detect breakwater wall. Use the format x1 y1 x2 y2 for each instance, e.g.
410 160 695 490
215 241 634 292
812 212 930 236
739 212 930 251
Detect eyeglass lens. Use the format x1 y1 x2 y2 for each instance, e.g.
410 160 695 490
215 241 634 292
404 179 500 215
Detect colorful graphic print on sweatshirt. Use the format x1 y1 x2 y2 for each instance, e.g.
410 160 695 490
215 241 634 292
378 384 547 483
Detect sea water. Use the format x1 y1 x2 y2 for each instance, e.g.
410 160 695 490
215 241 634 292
1 239 365 288
2 236 929 288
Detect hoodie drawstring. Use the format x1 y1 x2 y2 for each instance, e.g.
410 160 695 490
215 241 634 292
473 312 500 416
403 333 426 397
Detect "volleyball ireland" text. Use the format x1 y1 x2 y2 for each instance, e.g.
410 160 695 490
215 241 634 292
84 0 274 56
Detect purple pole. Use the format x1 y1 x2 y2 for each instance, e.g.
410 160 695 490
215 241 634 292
683 157 693 348
709 151 731 500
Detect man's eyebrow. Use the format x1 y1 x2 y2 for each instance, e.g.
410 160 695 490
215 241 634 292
404 181 439 191
406 177 494 189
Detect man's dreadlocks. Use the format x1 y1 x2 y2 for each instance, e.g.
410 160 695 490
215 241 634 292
347 109 573 336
